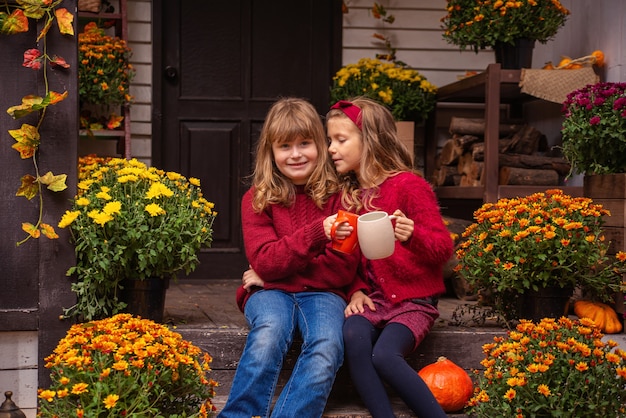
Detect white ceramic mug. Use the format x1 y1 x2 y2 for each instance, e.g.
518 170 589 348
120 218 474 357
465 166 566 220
357 211 396 260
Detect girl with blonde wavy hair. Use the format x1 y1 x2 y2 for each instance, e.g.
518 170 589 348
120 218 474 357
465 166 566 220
219 97 361 418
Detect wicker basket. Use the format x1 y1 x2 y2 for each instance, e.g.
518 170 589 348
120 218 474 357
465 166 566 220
78 0 102 12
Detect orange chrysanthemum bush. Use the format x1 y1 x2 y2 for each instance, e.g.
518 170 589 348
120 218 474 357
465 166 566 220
79 21 135 130
455 189 626 317
38 313 218 417
441 0 570 51
79 21 134 107
468 317 626 417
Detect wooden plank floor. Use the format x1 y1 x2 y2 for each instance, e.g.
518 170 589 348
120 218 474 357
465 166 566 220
163 278 499 330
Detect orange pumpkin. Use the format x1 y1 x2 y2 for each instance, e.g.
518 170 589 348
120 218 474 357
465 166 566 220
591 50 605 67
418 356 473 412
574 300 623 334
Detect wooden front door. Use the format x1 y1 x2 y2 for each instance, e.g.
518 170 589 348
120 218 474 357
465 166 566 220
152 0 342 279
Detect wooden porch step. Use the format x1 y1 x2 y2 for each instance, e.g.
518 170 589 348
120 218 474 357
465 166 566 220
176 326 504 417
165 280 504 417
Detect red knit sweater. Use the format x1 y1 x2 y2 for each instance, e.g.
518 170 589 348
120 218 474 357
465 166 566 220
353 172 454 303
236 186 361 311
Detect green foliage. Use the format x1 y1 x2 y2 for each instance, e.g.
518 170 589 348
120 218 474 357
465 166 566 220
329 58 437 122
561 82 626 175
469 317 626 417
441 0 570 51
58 156 217 320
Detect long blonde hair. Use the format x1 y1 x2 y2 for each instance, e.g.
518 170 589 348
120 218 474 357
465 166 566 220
251 97 339 212
327 96 417 211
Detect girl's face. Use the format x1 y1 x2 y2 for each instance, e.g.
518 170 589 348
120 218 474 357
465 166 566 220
272 135 318 185
327 117 363 175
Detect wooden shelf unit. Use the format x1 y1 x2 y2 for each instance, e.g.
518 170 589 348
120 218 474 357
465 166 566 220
426 63 582 205
78 0 131 159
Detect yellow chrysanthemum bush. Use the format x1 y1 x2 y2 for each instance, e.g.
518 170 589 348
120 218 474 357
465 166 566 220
468 317 626 417
38 313 218 417
58 156 217 320
455 189 626 317
329 57 437 122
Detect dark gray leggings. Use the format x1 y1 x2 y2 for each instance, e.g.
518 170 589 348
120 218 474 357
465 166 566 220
343 315 447 418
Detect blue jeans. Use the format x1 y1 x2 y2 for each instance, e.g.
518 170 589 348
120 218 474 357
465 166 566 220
218 290 346 418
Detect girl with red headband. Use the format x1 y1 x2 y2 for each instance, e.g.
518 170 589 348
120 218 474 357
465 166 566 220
327 97 453 418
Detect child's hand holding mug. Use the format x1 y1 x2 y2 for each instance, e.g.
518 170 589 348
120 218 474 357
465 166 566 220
327 210 359 254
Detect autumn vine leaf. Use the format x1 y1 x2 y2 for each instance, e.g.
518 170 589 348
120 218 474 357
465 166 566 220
16 175 39 200
107 114 124 129
23 48 43 69
7 91 68 119
17 0 48 20
9 123 40 159
39 171 68 192
0 9 29 34
40 223 59 239
22 223 41 239
55 8 74 35
4 0 75 246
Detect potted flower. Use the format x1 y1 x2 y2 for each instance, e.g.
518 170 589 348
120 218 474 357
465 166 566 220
38 313 218 417
79 21 135 130
561 81 626 176
468 317 626 417
440 0 570 68
58 156 217 321
329 57 437 123
454 189 626 321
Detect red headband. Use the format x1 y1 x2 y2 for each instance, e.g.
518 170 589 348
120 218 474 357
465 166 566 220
331 100 362 130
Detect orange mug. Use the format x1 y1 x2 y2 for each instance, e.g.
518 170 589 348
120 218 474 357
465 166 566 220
330 210 358 254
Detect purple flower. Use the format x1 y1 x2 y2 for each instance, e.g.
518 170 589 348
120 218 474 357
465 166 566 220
589 115 601 125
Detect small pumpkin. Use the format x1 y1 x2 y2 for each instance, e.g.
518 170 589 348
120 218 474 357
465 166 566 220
574 300 623 334
417 356 473 412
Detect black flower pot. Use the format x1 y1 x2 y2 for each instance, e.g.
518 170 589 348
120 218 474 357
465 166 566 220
494 38 535 69
119 277 170 322
518 286 573 322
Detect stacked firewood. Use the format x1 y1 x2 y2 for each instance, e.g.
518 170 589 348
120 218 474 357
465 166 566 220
432 117 571 187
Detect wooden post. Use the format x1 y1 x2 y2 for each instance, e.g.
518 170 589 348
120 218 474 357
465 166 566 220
584 174 626 327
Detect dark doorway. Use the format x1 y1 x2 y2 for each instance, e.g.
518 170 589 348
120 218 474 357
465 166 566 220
152 0 342 279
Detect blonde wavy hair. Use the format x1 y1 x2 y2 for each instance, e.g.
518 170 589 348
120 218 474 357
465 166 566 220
327 96 418 212
250 97 340 212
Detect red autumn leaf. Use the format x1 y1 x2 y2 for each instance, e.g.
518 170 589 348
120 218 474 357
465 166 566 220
22 223 41 239
1 9 29 34
55 8 74 36
50 55 70 69
23 48 43 70
16 174 39 200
